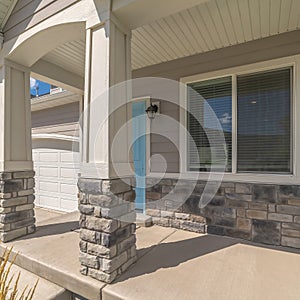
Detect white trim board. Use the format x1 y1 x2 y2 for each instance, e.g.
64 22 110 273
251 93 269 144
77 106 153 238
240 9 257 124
31 91 81 111
32 134 79 142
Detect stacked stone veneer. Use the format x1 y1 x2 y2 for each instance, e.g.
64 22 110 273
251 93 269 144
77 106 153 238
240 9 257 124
146 179 300 249
78 177 137 283
0 171 35 242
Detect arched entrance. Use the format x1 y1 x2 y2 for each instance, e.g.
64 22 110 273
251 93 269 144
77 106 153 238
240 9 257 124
0 20 86 241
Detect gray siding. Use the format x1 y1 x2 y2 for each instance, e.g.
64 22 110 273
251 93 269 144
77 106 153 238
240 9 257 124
150 100 179 173
4 0 80 41
132 30 300 173
31 102 79 137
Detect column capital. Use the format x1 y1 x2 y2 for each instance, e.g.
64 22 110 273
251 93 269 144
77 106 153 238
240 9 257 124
86 2 131 37
4 58 30 73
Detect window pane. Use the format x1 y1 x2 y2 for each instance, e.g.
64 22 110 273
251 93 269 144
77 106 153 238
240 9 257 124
237 68 292 173
187 77 232 172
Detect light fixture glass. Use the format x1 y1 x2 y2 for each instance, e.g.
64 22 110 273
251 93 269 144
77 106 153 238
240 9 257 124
145 103 158 119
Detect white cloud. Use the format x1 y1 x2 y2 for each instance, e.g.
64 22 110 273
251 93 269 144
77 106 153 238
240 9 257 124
219 113 232 124
30 78 38 89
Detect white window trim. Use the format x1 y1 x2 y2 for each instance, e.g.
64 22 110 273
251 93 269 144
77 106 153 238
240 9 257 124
176 55 300 184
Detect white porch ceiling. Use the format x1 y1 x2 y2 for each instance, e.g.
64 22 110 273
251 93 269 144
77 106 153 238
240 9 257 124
42 39 86 78
35 0 300 79
131 0 300 70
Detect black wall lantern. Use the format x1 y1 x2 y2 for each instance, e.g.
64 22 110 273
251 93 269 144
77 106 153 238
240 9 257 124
145 103 158 119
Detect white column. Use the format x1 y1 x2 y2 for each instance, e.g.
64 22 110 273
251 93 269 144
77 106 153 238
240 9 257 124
81 16 132 179
0 60 33 172
0 60 35 242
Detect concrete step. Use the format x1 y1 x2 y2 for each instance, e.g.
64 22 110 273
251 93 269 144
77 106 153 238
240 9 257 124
136 213 152 227
8 263 71 300
0 212 105 300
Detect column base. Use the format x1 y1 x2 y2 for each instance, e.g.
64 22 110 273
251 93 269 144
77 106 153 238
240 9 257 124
0 171 36 242
78 177 137 283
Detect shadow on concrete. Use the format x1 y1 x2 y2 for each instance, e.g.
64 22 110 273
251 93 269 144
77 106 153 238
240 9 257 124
115 234 238 283
115 232 300 283
16 221 79 241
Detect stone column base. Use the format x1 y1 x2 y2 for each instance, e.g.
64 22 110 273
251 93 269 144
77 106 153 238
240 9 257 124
0 171 35 242
78 177 137 283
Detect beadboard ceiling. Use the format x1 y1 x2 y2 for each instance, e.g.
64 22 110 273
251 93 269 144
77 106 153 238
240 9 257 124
39 0 300 77
42 39 86 78
131 0 300 70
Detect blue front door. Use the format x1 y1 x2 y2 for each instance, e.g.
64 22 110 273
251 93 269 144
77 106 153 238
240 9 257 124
132 101 146 212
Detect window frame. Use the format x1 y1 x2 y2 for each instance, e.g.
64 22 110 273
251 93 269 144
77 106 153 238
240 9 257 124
178 56 298 184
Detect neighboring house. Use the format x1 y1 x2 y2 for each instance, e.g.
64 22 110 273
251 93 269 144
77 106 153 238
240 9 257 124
31 88 81 212
0 0 300 284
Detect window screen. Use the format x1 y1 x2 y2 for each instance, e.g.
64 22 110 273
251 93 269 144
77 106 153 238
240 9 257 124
237 68 292 173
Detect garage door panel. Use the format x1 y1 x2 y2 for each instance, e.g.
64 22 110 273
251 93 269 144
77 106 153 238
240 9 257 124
61 198 78 211
39 166 58 177
61 152 79 163
60 183 77 195
39 181 59 193
39 194 60 209
33 152 39 162
35 193 40 206
33 139 79 212
35 184 39 192
60 167 77 179
33 163 39 176
39 152 59 162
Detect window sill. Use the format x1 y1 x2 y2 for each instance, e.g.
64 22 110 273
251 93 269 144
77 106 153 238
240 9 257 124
148 171 297 185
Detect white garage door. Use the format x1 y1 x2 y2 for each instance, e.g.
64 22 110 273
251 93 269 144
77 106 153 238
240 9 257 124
33 138 80 212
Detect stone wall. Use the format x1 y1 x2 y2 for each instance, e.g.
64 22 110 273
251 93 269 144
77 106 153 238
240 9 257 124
78 177 137 283
146 178 300 249
0 171 35 242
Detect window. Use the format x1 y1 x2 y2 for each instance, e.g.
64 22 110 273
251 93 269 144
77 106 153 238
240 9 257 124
237 68 292 173
187 77 232 172
186 67 292 174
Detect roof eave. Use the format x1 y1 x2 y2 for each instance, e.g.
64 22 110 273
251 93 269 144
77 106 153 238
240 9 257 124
0 0 19 32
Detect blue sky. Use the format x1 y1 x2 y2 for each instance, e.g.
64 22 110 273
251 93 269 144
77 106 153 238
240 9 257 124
203 90 290 135
30 78 50 96
204 96 232 133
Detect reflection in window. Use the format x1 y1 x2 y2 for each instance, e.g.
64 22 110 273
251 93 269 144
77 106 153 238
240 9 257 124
187 77 232 172
237 68 292 173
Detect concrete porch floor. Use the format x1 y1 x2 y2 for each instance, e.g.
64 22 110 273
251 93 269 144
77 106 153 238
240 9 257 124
1 208 300 300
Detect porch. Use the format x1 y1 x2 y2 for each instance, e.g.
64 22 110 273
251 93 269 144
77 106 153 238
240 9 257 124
3 208 300 300
0 0 300 288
